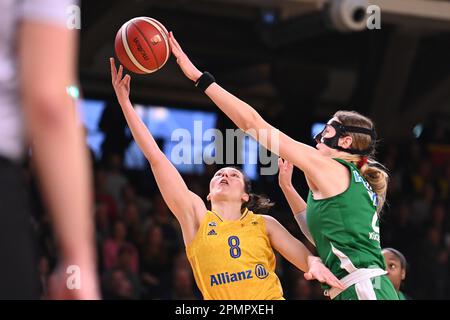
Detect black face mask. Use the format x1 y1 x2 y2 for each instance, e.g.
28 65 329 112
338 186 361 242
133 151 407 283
314 121 377 155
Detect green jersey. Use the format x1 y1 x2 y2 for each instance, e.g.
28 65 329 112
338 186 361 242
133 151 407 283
397 291 408 300
306 158 386 280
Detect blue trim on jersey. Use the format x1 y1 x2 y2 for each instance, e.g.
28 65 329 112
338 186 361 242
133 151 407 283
210 210 224 222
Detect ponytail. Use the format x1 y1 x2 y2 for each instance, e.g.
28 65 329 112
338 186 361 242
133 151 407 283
332 110 388 212
236 166 275 214
242 193 274 214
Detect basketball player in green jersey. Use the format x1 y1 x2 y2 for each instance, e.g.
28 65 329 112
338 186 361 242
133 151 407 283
168 32 398 300
278 158 398 300
382 248 410 300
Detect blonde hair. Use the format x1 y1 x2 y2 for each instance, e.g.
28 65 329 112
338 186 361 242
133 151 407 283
333 110 388 212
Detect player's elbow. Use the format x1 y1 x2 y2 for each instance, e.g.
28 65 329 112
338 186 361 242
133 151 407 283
241 109 262 133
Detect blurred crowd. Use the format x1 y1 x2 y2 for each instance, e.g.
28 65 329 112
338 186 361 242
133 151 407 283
379 142 450 299
27 118 450 300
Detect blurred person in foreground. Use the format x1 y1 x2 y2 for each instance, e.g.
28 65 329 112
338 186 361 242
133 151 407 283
0 0 98 299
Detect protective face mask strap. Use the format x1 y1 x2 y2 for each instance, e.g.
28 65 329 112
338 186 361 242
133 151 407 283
315 121 376 155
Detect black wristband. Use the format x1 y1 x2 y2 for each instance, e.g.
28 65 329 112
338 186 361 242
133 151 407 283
195 72 215 92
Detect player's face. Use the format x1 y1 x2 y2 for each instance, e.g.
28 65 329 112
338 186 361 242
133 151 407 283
383 250 405 291
315 118 338 156
209 168 248 202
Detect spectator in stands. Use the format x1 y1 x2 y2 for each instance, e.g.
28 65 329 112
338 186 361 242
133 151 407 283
104 154 129 208
95 168 118 220
140 224 172 299
123 202 145 246
170 265 198 300
103 220 138 272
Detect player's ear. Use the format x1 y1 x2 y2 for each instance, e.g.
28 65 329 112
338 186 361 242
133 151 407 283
339 135 353 149
206 193 211 201
401 269 406 280
241 193 249 203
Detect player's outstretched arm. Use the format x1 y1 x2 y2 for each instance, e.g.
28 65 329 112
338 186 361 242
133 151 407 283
278 158 315 246
169 33 342 191
110 58 206 240
278 158 307 214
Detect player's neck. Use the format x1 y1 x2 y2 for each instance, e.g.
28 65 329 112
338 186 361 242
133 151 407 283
211 201 242 221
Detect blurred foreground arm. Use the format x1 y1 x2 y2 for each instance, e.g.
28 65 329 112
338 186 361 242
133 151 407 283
19 19 99 299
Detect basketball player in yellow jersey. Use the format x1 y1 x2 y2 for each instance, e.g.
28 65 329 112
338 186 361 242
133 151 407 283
186 180 303 300
110 59 344 300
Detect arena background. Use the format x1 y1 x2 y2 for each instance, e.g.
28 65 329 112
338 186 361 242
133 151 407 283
31 0 450 299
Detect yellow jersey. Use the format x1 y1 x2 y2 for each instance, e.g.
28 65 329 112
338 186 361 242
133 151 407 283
186 208 284 300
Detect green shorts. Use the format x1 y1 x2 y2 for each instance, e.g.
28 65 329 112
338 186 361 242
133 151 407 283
333 275 399 300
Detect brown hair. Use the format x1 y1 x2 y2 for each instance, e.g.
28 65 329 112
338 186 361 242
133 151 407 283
333 110 388 212
222 167 275 214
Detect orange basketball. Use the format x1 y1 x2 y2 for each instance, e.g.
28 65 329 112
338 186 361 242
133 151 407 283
114 17 170 74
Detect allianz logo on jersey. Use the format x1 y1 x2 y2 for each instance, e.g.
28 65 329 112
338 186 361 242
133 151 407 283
210 264 269 286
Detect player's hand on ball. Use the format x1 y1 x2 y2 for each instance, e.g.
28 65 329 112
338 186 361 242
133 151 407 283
110 57 131 104
305 256 345 290
169 32 202 82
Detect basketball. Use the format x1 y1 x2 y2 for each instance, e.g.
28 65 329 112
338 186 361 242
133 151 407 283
114 17 170 74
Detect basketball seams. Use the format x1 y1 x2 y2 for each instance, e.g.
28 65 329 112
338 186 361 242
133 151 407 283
130 20 160 72
114 25 141 74
121 22 153 73
139 17 170 68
